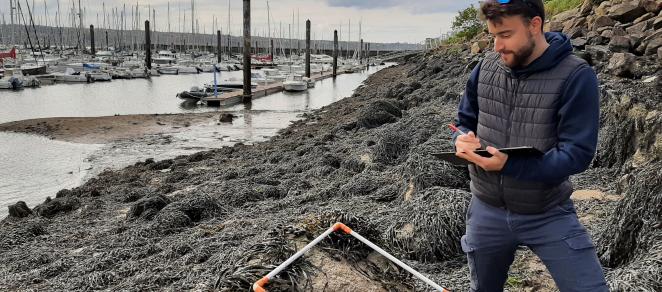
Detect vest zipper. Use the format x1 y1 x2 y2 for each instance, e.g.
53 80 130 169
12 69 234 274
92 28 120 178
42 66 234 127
500 76 520 204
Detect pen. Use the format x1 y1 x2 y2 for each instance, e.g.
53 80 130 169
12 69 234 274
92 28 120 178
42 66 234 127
448 124 466 135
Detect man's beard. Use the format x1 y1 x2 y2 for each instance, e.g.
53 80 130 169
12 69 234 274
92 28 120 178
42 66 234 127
503 37 536 68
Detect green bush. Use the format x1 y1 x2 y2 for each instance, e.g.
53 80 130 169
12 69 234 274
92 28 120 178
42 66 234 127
544 0 583 17
444 4 484 45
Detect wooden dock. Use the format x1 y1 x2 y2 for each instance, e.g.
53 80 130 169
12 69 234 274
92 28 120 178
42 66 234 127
201 69 353 106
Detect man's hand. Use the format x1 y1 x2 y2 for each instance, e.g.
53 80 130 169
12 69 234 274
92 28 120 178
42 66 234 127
455 132 508 171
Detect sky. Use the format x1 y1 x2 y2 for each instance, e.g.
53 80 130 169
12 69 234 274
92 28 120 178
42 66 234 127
3 0 480 44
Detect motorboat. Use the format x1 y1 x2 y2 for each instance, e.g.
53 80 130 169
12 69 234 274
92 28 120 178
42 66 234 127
175 65 202 74
283 75 307 92
262 68 287 82
157 67 179 75
89 71 112 81
303 77 315 88
53 68 92 83
177 86 210 102
214 77 258 89
251 72 274 84
0 74 24 90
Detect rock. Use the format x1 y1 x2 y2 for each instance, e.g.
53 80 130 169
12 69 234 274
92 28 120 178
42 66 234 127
553 8 579 22
470 40 489 54
33 197 80 218
654 17 662 29
593 15 617 30
613 26 627 36
8 201 33 218
548 21 564 32
597 26 613 34
626 20 651 34
606 52 637 77
601 29 614 39
572 37 588 49
609 35 632 52
587 31 605 45
633 12 655 23
596 1 612 16
580 0 593 16
609 2 648 23
659 46 662 59
642 75 659 83
567 26 585 39
564 17 587 33
639 0 662 14
127 195 171 220
586 45 612 62
219 113 234 123
645 36 662 54
630 34 645 48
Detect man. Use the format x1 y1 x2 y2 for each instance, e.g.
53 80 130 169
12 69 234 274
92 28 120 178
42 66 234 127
452 0 608 291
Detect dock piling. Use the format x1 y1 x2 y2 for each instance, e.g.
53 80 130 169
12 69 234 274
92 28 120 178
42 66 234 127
360 38 363 64
333 29 338 78
145 21 152 70
242 0 252 102
305 20 310 78
90 25 96 56
217 30 221 63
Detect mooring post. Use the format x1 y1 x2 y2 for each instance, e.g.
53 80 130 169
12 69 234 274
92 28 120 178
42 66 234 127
366 43 370 69
217 30 222 63
333 29 338 78
90 25 96 56
242 0 252 102
270 39 274 64
145 21 152 70
305 19 311 78
360 38 363 64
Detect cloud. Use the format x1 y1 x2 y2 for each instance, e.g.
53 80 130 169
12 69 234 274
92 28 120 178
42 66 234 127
326 0 478 14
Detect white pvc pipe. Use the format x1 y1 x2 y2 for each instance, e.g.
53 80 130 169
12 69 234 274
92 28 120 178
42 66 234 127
265 225 336 280
254 223 448 292
350 232 446 292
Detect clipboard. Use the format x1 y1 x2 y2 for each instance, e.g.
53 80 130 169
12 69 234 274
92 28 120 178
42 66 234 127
432 146 544 166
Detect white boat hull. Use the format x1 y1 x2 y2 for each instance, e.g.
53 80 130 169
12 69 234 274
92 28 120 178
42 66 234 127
283 82 308 92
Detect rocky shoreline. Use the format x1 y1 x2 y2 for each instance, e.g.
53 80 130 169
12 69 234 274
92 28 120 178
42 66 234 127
1 1 661 291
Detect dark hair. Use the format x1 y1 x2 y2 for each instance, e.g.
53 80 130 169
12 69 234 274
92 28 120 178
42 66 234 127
480 0 545 27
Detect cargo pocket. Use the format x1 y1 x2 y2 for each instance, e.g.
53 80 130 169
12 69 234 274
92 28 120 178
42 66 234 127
461 235 479 290
563 233 595 250
555 199 576 214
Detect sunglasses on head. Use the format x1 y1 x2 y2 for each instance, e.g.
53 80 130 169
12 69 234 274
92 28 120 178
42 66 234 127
494 0 542 17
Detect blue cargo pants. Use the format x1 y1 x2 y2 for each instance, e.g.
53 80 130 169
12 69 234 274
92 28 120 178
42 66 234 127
461 196 608 292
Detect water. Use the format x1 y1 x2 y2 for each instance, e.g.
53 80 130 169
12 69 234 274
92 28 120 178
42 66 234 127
0 66 389 124
0 132 100 214
0 64 393 216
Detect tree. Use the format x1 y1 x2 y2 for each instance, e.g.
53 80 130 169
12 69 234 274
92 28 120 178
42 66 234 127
451 5 484 42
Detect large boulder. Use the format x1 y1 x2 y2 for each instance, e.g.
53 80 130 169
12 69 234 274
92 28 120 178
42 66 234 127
595 1 612 16
593 15 617 30
644 36 662 55
638 0 662 14
586 45 612 63
609 35 633 52
8 201 33 218
606 52 637 77
626 20 651 34
32 197 80 218
609 2 648 23
548 21 564 32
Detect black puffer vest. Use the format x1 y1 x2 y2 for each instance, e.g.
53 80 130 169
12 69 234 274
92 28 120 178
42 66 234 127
470 52 587 214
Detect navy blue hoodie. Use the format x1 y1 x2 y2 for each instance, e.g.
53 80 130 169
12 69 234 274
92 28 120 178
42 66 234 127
454 32 600 184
